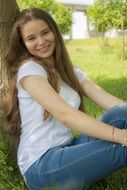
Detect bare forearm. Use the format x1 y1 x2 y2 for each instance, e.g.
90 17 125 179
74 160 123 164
81 79 124 110
64 109 124 145
92 89 124 110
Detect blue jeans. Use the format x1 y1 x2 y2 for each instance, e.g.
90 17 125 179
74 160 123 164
24 104 127 190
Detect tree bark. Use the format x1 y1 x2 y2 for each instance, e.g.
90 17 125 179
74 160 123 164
0 0 19 112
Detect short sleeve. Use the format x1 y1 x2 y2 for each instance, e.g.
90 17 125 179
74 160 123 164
73 65 87 84
17 61 47 87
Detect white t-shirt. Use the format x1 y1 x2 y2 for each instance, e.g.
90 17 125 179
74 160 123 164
16 60 87 175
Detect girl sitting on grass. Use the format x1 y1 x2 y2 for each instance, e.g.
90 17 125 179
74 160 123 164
5 8 127 190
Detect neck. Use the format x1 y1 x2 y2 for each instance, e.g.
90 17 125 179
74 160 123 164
43 56 55 69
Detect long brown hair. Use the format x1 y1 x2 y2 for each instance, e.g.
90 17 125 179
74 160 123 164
5 8 85 137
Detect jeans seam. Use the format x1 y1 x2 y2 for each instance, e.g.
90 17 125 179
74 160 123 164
103 118 127 127
60 149 64 166
39 143 112 175
26 181 41 189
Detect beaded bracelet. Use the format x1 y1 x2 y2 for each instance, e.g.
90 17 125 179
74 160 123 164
122 129 127 147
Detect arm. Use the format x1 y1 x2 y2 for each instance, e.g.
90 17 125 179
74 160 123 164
20 76 126 146
81 77 124 110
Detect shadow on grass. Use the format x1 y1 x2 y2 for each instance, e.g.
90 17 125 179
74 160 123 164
95 76 127 101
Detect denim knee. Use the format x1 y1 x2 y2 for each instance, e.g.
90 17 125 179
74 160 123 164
99 103 127 126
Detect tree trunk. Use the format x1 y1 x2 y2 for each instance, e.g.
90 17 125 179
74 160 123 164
0 0 19 113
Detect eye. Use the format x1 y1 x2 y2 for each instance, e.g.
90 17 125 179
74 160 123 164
27 37 35 41
42 30 50 35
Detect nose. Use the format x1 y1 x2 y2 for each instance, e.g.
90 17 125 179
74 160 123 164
37 36 46 45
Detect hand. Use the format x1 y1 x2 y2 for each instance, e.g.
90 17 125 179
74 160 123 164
120 129 127 147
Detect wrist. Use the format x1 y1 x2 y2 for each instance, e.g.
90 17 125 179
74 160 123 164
112 128 123 144
121 129 127 146
114 128 127 146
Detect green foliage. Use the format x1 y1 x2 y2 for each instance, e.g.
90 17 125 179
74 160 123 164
53 3 72 35
16 0 72 35
17 0 55 12
87 0 127 33
87 0 109 33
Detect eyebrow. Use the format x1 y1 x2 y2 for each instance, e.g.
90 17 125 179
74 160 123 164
24 27 50 40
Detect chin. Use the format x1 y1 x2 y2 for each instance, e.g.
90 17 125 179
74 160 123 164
38 52 53 59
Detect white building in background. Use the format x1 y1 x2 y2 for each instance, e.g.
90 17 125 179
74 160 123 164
57 0 127 39
57 0 94 39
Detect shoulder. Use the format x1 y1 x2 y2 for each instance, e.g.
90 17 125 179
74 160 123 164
19 59 46 74
19 58 44 69
17 59 47 83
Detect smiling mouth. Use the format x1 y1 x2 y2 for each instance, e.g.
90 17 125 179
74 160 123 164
37 45 50 52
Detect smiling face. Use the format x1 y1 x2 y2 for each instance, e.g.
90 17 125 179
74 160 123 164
21 19 55 60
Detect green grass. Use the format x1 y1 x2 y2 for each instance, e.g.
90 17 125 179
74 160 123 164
67 37 127 190
0 37 127 189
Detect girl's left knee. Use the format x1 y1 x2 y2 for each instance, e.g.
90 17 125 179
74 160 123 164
99 103 127 124
110 103 127 118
